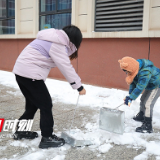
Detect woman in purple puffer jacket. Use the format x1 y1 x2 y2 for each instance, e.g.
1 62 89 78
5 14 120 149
12 25 86 149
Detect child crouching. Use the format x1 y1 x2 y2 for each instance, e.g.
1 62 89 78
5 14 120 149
118 57 160 133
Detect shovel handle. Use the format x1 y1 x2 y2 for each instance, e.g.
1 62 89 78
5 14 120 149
115 103 124 109
69 95 80 133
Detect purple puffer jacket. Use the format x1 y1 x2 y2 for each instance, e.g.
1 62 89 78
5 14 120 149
13 29 82 90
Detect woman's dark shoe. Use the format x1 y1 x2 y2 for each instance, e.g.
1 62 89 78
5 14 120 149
39 134 65 149
136 117 153 133
133 111 144 122
13 131 38 140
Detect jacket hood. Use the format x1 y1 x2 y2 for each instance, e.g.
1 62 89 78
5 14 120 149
36 28 77 56
118 56 139 85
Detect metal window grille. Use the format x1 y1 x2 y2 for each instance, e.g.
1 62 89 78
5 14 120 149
95 0 144 32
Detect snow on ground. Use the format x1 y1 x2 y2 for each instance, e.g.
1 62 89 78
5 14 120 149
0 70 160 160
8 131 68 160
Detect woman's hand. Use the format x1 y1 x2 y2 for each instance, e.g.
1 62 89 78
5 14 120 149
79 88 86 95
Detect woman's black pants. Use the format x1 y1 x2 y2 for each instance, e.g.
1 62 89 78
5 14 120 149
15 75 53 137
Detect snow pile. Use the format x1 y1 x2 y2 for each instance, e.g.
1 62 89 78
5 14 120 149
51 155 65 160
62 119 160 157
0 70 126 108
134 152 148 160
98 144 113 153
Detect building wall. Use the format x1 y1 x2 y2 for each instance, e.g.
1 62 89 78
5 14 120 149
1 0 160 39
0 38 160 90
0 0 39 39
73 0 160 38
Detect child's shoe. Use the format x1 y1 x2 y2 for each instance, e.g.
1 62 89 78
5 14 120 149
13 131 38 140
135 117 153 133
133 111 144 122
39 134 65 149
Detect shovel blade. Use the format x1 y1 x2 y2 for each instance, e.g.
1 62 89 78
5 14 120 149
61 132 76 146
61 132 93 147
99 107 125 134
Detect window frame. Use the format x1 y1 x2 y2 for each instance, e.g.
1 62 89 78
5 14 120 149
0 0 15 24
39 0 72 30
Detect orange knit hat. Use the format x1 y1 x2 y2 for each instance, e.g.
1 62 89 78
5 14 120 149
118 57 139 85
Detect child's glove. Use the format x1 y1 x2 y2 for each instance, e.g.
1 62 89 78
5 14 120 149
124 96 132 107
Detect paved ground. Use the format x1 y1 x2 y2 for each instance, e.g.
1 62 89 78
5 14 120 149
0 84 158 160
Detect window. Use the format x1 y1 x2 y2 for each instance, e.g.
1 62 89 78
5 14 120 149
39 0 71 30
0 0 15 34
95 0 144 32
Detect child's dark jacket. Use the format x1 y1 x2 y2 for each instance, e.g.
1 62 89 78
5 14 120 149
129 59 160 100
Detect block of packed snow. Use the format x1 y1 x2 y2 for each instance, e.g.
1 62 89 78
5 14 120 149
99 107 125 134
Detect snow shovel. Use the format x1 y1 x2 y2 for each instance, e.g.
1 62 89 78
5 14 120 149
99 103 125 134
61 95 93 147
